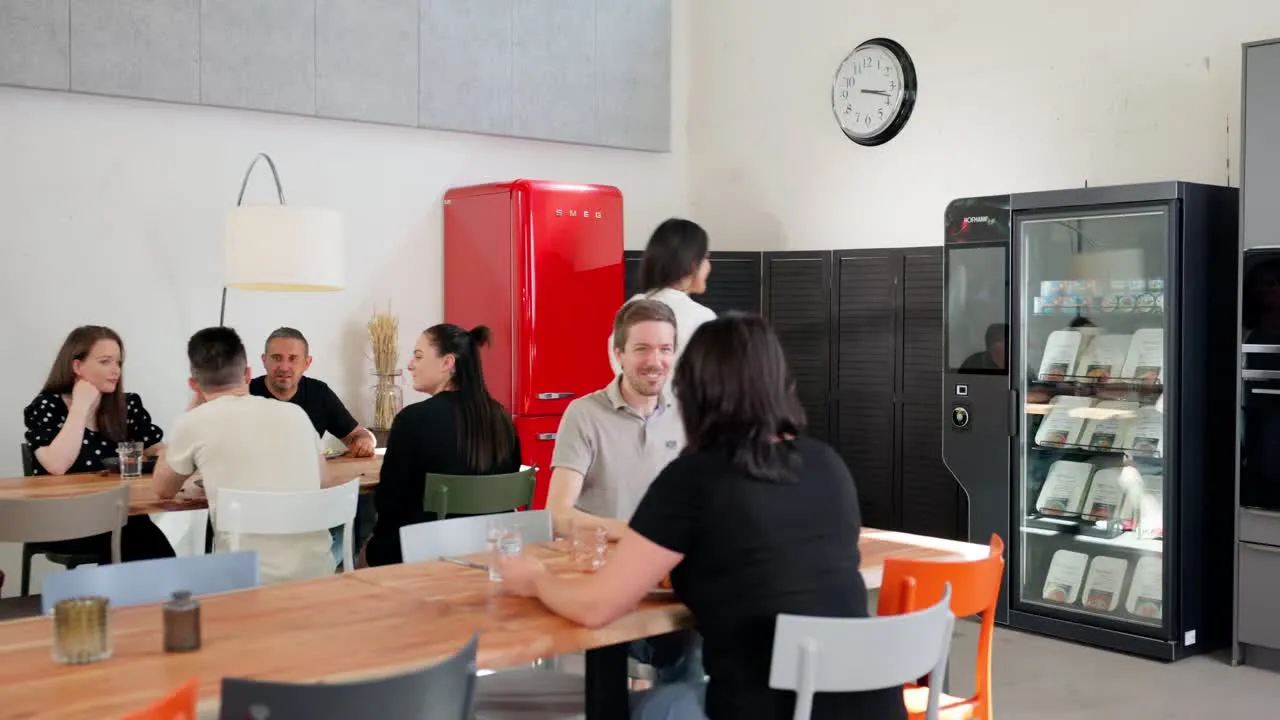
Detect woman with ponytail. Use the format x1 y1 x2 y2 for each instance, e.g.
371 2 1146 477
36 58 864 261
361 323 523 567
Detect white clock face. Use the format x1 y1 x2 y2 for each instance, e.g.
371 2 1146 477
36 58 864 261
832 43 907 140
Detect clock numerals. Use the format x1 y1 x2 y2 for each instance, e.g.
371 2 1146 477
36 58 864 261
877 107 886 121
839 89 848 100
888 80 897 92
863 56 873 68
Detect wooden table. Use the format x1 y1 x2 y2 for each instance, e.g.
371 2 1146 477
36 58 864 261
0 530 985 719
0 455 382 516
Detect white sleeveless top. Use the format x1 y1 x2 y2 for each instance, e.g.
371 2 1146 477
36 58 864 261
607 287 717 376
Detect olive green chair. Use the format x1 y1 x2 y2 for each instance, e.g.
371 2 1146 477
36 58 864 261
423 466 536 520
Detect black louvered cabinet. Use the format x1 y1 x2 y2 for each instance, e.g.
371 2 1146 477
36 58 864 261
623 250 762 315
765 248 964 540
617 245 961 541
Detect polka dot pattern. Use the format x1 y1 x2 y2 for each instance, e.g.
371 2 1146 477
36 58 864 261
23 392 164 475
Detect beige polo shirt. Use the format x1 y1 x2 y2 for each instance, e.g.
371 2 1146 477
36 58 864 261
551 378 685 520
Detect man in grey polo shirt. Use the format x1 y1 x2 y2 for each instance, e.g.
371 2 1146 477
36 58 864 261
547 298 699 686
546 299 685 539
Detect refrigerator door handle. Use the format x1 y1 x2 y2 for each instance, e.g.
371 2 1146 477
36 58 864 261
1243 344 1280 354
1250 388 1280 396
537 392 576 400
1007 388 1019 437
1242 369 1280 381
536 433 558 441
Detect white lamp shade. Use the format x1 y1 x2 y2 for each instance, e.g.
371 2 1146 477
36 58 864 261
225 205 344 291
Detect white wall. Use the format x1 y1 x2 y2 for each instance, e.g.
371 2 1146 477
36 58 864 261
0 11 689 481
688 0 1280 251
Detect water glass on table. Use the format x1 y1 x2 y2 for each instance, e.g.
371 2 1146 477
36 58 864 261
571 523 609 572
116 441 144 478
486 518 523 583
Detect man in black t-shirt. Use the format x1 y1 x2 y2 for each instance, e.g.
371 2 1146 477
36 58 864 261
249 327 375 456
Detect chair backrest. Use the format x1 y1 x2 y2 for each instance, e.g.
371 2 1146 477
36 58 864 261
218 632 479 720
770 585 955 720
399 510 552 564
424 466 536 519
41 551 260 615
0 485 128 556
216 478 360 570
19 443 35 477
121 678 198 720
877 533 1005 714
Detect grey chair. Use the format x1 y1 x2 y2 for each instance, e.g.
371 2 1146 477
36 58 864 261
399 510 553 564
0 483 129 599
41 551 260 614
18 442 107 596
218 632 479 720
769 585 955 720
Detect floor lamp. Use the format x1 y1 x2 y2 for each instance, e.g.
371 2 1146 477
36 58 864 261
221 153 344 325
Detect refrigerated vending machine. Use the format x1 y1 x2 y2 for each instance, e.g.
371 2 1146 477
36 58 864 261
944 182 1238 660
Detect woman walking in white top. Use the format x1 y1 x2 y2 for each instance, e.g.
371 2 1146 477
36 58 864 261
609 219 717 375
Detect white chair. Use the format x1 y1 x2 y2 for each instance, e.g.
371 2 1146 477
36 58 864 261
399 510 580 720
399 510 553 564
770 584 955 720
41 551 260 614
217 478 360 571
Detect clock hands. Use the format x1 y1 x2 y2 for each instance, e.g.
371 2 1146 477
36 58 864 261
860 89 891 96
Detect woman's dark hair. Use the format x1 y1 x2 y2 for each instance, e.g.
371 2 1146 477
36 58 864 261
41 325 128 442
673 313 806 482
638 218 710 292
424 323 516 473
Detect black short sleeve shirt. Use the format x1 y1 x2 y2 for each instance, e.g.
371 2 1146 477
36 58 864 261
628 436 907 720
248 375 359 440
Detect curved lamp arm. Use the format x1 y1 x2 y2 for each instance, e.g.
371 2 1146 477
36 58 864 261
235 153 287 207
221 153 287 325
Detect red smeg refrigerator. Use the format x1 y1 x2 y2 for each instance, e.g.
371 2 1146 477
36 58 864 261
443 180 624 509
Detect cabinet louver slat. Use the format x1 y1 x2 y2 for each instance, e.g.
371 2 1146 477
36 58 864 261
764 252 832 443
835 251 897 530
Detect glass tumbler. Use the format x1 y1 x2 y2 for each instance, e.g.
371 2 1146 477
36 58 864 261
117 441 144 478
52 596 112 665
487 520 524 582
572 524 609 572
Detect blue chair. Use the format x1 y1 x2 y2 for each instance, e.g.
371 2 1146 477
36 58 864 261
219 632 479 720
40 551 260 614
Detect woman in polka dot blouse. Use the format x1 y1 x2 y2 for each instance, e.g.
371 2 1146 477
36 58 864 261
22 326 175 561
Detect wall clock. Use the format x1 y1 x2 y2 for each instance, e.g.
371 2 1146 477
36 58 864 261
831 37 918 146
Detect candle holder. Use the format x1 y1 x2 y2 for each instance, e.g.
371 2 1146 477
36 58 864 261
52 596 112 665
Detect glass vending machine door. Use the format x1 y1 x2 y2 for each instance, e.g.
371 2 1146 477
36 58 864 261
1014 206 1170 637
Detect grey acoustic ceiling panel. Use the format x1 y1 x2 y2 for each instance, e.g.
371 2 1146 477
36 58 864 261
200 0 315 115
0 0 70 90
0 0 672 152
511 0 597 145
596 0 671 152
419 0 513 135
70 0 199 103
316 0 418 127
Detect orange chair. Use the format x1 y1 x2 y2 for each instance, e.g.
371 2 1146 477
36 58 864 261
877 534 1005 720
120 678 198 720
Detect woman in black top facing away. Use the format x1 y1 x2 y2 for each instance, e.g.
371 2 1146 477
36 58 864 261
361 324 523 567
500 314 906 720
23 326 176 561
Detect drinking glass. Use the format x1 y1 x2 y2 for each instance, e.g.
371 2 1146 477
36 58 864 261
487 519 523 582
116 441 144 478
52 596 112 664
571 523 609 572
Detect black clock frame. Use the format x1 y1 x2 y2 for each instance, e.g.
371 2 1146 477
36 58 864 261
833 37 918 147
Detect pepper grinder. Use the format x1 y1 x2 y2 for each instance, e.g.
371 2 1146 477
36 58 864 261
163 590 201 653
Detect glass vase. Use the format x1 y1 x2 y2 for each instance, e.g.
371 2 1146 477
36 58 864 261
370 371 404 431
